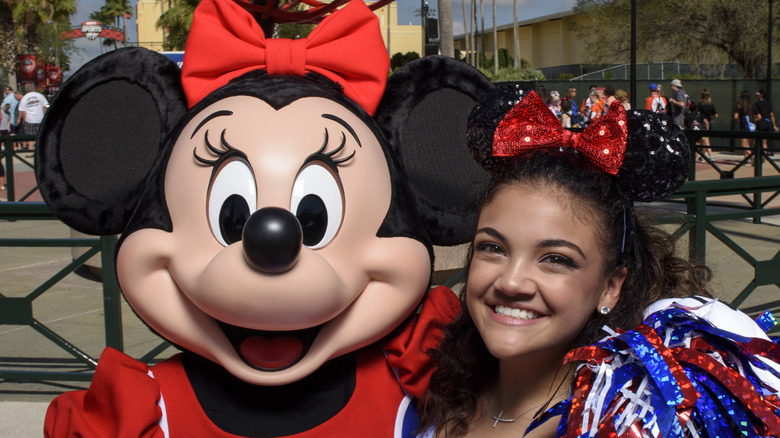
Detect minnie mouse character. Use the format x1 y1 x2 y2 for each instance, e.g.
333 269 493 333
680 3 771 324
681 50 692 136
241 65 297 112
37 0 492 436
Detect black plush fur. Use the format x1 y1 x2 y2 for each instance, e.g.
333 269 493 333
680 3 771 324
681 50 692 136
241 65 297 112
376 56 493 246
36 47 186 235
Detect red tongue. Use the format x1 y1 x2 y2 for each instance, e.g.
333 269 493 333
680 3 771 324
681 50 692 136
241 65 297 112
239 336 303 369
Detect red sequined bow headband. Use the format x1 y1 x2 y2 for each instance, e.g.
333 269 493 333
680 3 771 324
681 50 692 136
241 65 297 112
180 0 390 115
492 91 628 175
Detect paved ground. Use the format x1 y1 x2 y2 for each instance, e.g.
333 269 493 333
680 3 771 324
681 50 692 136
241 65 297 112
2 150 780 436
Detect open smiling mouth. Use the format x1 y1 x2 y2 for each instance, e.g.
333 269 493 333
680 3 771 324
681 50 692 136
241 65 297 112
218 322 322 371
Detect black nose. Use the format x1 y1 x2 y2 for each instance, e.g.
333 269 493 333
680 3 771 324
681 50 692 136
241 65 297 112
242 207 302 274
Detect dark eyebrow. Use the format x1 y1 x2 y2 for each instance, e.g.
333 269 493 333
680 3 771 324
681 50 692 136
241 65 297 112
475 228 586 259
475 227 506 243
191 110 233 139
539 239 586 259
321 113 362 148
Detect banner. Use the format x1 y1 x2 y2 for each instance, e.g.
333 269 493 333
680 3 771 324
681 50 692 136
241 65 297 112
17 55 37 82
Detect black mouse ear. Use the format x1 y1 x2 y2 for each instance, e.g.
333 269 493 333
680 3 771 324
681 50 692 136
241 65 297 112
35 47 187 235
616 109 691 202
375 56 493 246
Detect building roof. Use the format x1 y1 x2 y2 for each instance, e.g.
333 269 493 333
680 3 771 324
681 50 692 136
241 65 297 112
453 8 577 40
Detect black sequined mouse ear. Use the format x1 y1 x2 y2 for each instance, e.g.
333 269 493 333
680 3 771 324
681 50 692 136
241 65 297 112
616 110 690 202
466 84 529 172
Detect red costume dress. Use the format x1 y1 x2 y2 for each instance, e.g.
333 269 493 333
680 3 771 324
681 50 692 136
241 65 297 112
44 286 459 438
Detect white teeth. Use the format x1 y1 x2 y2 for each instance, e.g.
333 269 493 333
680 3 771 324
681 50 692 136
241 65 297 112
495 305 539 320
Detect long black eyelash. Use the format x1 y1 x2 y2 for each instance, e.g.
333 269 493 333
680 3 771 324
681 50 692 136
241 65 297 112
310 128 355 166
193 129 241 166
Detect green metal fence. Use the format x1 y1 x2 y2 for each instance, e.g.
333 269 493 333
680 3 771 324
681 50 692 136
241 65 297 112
1 129 779 383
2 135 37 202
0 202 123 381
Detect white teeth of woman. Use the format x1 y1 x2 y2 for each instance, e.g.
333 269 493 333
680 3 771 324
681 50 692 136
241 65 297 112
495 305 538 320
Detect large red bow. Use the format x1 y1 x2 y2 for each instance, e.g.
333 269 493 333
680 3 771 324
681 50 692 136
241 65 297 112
181 0 390 115
493 91 628 175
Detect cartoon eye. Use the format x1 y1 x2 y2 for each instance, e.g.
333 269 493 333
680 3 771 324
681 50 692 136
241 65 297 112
207 160 257 246
290 164 344 249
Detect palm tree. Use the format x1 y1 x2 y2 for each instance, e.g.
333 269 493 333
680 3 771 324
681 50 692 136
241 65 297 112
461 0 469 62
90 0 133 50
157 0 200 51
108 0 133 48
479 0 484 68
491 0 497 74
513 0 519 68
439 0 453 57
470 0 476 65
10 0 75 52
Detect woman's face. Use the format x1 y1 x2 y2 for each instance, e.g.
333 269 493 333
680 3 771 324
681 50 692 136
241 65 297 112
466 182 625 364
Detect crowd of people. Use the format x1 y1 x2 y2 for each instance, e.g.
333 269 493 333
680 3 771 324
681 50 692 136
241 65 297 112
544 85 635 129
544 79 780 166
734 88 779 165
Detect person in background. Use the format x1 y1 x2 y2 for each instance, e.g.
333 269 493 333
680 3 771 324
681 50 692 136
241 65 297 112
16 89 48 151
589 90 606 121
603 86 616 109
0 87 10 136
563 87 579 126
615 89 630 110
0 86 15 191
580 84 598 124
416 86 780 438
560 99 573 128
644 83 667 114
669 79 688 128
697 89 718 160
735 90 755 164
547 90 562 119
2 87 19 135
753 89 779 156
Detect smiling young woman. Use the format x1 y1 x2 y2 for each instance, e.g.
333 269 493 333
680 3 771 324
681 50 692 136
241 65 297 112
416 86 780 438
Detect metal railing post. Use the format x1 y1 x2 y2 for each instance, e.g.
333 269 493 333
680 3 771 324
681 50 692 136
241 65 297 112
2 137 14 201
754 136 763 223
100 235 124 351
686 187 708 263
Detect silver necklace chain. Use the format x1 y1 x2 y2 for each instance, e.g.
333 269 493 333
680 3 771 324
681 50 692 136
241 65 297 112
489 402 545 428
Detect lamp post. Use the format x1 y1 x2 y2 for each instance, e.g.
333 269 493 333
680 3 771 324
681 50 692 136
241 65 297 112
630 0 637 109
767 0 773 101
421 0 428 55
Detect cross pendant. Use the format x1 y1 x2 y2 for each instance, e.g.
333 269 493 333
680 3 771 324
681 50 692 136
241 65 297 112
491 410 516 428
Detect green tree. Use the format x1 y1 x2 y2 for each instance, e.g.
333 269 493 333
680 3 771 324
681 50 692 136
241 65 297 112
390 51 420 70
157 0 200 51
273 3 316 39
90 0 133 49
274 22 314 39
574 0 779 78
1 0 77 84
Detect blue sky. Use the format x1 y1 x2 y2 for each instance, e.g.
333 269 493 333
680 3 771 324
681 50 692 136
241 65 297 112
67 0 575 74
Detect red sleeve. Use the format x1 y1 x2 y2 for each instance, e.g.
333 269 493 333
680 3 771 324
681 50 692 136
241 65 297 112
44 347 165 438
384 285 461 400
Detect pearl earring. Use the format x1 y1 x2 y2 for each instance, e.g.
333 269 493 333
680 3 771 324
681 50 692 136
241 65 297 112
599 306 611 315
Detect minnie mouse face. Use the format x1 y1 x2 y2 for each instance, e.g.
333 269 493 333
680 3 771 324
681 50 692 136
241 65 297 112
117 92 431 385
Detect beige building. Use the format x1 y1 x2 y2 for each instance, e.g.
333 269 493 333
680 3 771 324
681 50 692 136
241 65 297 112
455 10 586 70
136 0 166 51
373 2 424 56
135 1 423 56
